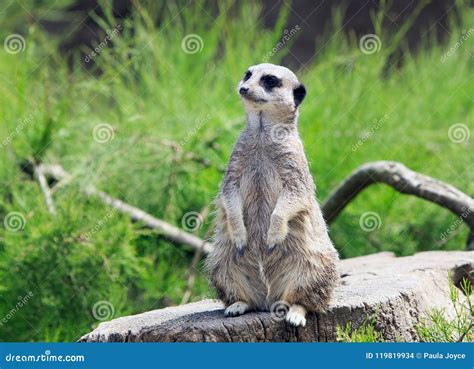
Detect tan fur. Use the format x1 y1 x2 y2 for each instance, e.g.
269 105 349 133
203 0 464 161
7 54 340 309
205 64 339 325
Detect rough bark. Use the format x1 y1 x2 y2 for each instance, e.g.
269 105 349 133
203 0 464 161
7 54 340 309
321 161 474 248
80 251 473 342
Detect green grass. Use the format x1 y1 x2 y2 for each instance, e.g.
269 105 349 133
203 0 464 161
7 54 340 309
416 277 473 342
0 1 473 341
337 313 384 343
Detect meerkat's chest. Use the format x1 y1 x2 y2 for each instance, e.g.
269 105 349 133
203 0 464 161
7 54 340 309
239 149 282 209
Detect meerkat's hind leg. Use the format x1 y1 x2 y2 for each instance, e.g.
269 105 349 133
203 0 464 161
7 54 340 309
224 301 251 317
285 304 307 327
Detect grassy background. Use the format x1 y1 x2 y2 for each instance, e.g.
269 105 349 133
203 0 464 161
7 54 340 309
0 1 472 341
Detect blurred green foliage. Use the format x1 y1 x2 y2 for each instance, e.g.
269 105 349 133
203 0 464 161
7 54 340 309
0 1 472 341
337 313 384 343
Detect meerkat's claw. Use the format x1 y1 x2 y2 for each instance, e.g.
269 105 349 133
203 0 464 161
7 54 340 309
266 224 288 248
236 244 246 256
232 238 246 255
285 305 307 327
286 311 306 327
231 233 248 256
224 301 250 317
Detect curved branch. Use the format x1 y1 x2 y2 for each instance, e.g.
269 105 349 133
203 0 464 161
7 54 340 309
322 161 474 247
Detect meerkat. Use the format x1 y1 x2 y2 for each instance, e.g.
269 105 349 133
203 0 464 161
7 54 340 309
205 63 339 327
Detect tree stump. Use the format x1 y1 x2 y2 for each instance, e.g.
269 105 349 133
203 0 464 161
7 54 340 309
80 251 473 342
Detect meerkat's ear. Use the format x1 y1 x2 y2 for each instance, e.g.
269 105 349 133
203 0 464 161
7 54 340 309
293 84 306 108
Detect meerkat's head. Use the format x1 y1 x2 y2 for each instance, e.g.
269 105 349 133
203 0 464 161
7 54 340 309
237 63 306 117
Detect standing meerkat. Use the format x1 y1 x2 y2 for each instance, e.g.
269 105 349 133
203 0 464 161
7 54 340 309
206 63 339 327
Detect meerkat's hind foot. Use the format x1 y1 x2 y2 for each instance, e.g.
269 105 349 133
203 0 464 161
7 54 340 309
224 301 250 317
285 304 307 327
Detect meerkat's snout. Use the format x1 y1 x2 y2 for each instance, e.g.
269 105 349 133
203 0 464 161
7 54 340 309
239 87 249 96
238 81 267 104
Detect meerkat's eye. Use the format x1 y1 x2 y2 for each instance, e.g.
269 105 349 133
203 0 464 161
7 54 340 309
260 75 282 90
243 70 252 82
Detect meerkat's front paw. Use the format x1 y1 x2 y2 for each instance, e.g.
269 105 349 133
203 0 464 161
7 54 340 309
285 305 307 327
267 214 288 251
224 301 250 317
230 232 247 255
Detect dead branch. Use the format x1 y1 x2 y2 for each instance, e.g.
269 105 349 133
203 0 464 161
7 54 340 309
321 161 474 249
34 164 56 215
39 164 213 254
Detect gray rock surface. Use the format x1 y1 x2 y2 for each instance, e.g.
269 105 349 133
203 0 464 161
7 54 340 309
80 251 473 342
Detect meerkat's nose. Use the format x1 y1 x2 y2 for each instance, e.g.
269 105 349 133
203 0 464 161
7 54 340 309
239 87 249 95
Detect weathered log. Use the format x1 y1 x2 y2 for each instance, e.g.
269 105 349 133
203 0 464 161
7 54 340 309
80 251 473 342
321 161 474 249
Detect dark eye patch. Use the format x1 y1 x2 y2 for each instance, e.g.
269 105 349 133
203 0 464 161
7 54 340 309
243 70 252 82
260 75 282 91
